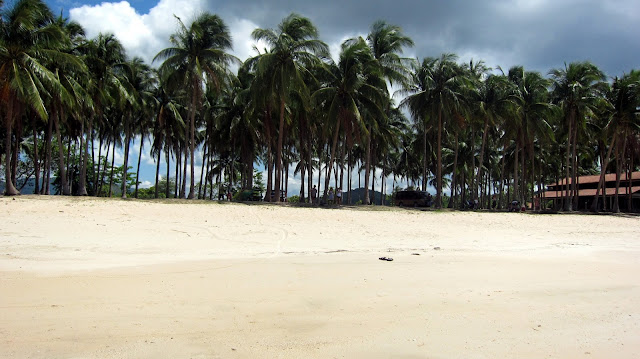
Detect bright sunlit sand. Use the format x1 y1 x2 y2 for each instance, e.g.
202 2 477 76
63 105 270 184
1 196 639 359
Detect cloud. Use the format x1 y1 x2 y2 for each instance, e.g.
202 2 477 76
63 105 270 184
70 0 208 64
69 0 264 66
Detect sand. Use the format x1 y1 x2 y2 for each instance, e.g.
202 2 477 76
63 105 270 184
1 196 639 359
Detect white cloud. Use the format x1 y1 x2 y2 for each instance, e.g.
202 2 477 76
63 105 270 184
139 180 153 189
69 0 264 66
70 0 207 65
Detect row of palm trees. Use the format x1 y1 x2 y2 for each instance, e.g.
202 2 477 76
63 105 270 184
2 0 639 211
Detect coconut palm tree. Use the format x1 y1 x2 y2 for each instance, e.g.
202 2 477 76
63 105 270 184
154 13 237 199
117 57 156 198
365 20 414 204
399 54 467 208
606 70 640 212
312 37 387 201
251 13 329 202
0 0 75 195
80 33 127 196
467 70 513 203
550 62 606 210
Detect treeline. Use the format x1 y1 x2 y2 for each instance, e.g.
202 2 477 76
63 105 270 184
1 0 639 211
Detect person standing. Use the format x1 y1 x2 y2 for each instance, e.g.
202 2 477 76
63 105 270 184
336 188 342 205
310 185 318 204
328 187 335 205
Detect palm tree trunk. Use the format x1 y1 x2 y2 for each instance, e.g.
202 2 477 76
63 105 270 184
436 106 443 208
324 117 341 201
134 136 144 198
154 149 161 199
122 116 132 199
77 116 89 196
31 117 40 195
90 119 96 195
498 145 506 209
54 109 70 196
627 148 633 212
95 136 103 196
422 125 428 191
175 148 180 198
564 113 573 211
364 129 372 205
181 145 188 198
97 137 108 197
108 141 116 197
613 134 627 212
165 149 171 198
198 140 207 199
265 108 273 202
476 117 490 201
347 149 352 205
307 141 313 204
65 138 72 190
3 100 19 195
591 136 616 212
571 123 579 210
187 85 198 199
273 99 286 203
42 117 53 195
449 135 459 208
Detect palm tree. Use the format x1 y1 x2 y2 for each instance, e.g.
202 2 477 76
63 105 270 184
80 33 126 196
312 37 386 201
0 0 73 195
469 70 514 203
366 20 414 204
118 57 156 198
550 62 605 210
400 54 467 208
251 13 329 202
155 13 237 199
605 71 640 212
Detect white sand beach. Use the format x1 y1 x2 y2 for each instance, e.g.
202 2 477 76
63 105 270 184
1 196 639 358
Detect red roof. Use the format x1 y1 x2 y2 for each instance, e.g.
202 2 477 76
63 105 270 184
549 171 640 187
542 186 640 199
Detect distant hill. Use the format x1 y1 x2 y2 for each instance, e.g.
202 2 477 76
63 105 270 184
341 187 390 205
1 178 52 195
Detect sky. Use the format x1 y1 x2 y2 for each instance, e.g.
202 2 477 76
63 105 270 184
39 0 640 196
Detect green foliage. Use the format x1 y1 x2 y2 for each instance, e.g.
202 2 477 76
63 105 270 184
287 195 300 203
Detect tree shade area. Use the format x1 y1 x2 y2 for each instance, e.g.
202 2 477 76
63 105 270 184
1 0 639 212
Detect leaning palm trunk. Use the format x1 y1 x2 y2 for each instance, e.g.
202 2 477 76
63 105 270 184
3 108 19 195
187 87 198 199
108 141 116 197
613 135 627 212
121 115 132 199
134 137 144 198
181 145 188 198
590 136 616 212
323 117 341 201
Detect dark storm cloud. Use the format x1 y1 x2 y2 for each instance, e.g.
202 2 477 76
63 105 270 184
210 0 639 77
